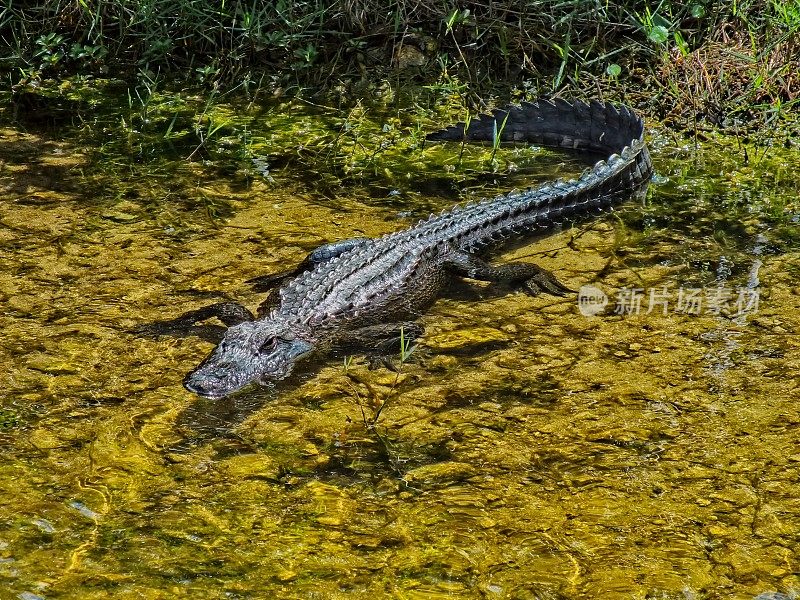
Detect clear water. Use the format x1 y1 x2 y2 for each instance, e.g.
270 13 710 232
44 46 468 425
1 92 799 599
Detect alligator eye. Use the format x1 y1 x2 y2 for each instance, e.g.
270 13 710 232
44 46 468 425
259 336 278 354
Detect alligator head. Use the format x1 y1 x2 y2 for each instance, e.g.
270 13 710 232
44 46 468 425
183 319 314 399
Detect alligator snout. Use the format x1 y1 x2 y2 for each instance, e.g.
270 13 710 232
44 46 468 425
183 371 225 399
183 363 240 399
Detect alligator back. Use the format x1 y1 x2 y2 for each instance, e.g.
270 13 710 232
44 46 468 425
276 99 651 328
419 98 653 252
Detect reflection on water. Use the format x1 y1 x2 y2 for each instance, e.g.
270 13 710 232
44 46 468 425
0 97 799 599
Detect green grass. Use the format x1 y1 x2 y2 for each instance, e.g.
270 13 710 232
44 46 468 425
1 1 797 139
0 2 795 93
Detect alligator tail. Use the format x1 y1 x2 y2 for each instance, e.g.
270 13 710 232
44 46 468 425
424 99 653 250
426 98 646 158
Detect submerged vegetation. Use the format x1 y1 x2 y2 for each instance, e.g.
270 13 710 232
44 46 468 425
1 0 797 211
2 110 799 595
0 2 797 271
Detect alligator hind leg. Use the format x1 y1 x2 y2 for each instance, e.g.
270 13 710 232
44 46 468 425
444 251 574 296
248 238 370 292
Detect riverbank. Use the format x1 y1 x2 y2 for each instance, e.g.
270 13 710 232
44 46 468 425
2 1 798 136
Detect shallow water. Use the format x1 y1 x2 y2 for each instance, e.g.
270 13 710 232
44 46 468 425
1 94 799 599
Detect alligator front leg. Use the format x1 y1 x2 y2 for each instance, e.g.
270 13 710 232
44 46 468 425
161 301 255 327
444 251 574 296
248 238 370 292
135 301 255 338
335 322 423 370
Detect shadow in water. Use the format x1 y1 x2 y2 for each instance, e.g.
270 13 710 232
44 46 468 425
135 322 227 345
167 370 317 458
171 387 272 455
131 271 572 460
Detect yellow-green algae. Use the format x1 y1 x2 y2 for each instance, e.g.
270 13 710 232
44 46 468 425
0 96 799 600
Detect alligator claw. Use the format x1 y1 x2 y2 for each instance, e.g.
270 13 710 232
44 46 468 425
524 269 575 297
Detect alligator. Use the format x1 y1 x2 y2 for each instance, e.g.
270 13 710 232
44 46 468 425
171 99 652 399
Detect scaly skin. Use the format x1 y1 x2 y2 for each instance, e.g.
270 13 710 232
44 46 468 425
179 99 653 398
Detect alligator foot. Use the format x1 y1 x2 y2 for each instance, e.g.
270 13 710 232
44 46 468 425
522 266 575 296
134 301 255 338
444 250 574 297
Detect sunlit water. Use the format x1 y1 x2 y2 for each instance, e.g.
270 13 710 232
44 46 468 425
1 96 799 599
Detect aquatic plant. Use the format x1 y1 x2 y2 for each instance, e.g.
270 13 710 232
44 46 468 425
339 326 418 476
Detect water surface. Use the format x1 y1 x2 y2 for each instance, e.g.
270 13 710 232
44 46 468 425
1 95 799 599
